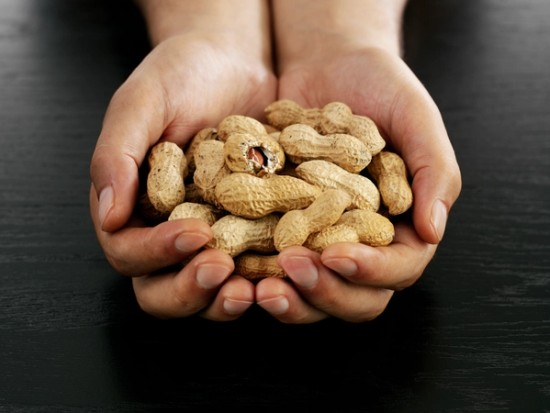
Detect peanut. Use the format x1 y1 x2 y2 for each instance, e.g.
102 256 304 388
185 127 218 173
274 189 351 251
193 140 231 207
139 100 413 279
214 173 321 219
336 209 394 247
278 124 371 173
207 214 279 257
303 224 361 253
264 99 321 130
223 132 285 176
367 151 413 215
217 114 268 142
295 160 380 212
146 141 187 214
263 123 280 134
303 209 394 251
168 202 222 226
265 100 386 156
234 253 286 280
319 102 386 155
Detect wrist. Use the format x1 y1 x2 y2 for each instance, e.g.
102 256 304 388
135 0 272 67
273 0 407 73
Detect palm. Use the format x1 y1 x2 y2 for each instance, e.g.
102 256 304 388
130 35 277 148
278 48 432 151
90 35 278 320
278 47 457 243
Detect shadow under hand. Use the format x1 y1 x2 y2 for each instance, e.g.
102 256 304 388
103 278 437 411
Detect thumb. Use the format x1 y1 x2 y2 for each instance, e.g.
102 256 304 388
410 152 461 244
90 80 167 232
386 85 462 245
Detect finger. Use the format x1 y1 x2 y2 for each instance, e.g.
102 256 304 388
200 275 255 321
255 277 328 324
386 79 462 244
326 51 461 245
276 247 395 323
132 248 234 319
321 222 437 290
89 76 169 233
90 185 213 276
409 151 462 244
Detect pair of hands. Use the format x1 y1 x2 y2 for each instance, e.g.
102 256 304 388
89 32 461 323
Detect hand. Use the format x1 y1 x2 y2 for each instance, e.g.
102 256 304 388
90 33 277 320
256 47 461 323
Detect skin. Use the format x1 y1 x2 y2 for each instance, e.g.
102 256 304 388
89 0 461 323
89 0 275 320
255 0 461 323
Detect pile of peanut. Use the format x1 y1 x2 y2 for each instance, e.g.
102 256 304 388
140 100 413 280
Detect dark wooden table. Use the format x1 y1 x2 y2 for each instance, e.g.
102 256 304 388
1 0 549 411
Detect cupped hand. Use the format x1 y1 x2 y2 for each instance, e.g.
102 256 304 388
256 47 462 323
90 34 277 320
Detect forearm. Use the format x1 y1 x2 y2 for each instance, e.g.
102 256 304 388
135 0 272 64
273 0 408 72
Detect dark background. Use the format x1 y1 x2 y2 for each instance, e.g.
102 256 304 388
1 0 549 411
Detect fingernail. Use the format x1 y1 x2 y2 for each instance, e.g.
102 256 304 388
431 199 448 242
196 264 230 289
223 298 253 315
323 258 358 278
257 296 289 315
175 231 210 253
98 186 114 228
285 256 318 289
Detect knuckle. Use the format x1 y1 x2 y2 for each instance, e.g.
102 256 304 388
394 276 418 291
134 294 154 317
394 261 426 291
104 251 131 276
345 305 387 323
346 293 393 323
133 284 162 318
171 279 202 315
441 157 463 202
